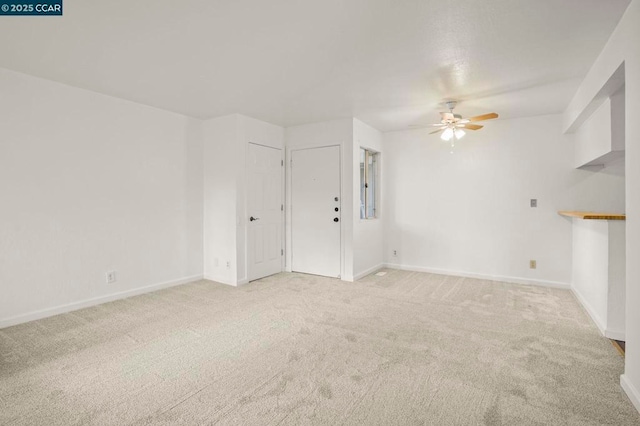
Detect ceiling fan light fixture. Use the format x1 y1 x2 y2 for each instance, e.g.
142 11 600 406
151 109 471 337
427 101 498 149
441 127 454 141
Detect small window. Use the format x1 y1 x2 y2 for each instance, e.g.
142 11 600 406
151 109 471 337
360 148 379 219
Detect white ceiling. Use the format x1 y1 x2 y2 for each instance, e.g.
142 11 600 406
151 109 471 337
0 0 630 131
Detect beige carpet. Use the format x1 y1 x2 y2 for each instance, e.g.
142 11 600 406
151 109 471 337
1 269 638 425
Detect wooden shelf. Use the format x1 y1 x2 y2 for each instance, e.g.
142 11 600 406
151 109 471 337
558 211 626 220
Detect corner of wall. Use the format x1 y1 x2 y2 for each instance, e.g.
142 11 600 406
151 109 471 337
621 374 640 414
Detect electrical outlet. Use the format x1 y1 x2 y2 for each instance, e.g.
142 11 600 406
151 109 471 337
392 250 397 257
530 199 537 208
106 271 117 283
529 260 537 269
226 261 230 269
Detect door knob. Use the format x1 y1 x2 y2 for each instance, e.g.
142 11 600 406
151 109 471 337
334 217 339 222
250 216 260 222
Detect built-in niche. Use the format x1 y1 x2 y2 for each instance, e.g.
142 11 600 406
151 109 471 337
574 63 625 171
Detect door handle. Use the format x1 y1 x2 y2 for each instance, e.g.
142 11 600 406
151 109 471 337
250 216 260 222
334 217 339 222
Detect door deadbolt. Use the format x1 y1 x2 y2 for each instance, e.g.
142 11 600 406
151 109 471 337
334 197 339 201
334 207 339 212
334 217 339 222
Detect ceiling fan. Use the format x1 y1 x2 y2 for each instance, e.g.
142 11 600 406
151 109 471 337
426 101 498 143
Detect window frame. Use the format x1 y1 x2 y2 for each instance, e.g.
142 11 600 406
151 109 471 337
360 147 379 220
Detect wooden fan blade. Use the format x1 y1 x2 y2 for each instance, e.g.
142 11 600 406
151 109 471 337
467 112 498 122
460 124 483 130
440 112 454 121
429 128 445 135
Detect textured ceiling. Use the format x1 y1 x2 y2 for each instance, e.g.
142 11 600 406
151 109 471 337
0 0 630 131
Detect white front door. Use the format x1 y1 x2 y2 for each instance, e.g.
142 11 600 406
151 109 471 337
291 145 341 278
248 143 283 281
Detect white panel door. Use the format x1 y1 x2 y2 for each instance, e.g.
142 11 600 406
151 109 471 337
248 143 283 281
291 145 341 277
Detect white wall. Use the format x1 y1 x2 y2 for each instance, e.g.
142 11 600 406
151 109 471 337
353 119 384 279
612 88 626 153
574 87 626 168
563 0 640 410
203 115 239 285
285 119 355 280
0 68 203 326
572 220 609 328
608 221 626 338
202 114 283 286
383 114 625 287
575 98 613 168
572 219 626 339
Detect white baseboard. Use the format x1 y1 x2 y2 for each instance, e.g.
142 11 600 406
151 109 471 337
621 375 640 414
203 275 238 287
353 264 385 281
569 288 626 340
0 274 203 329
383 263 570 289
570 287 607 336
